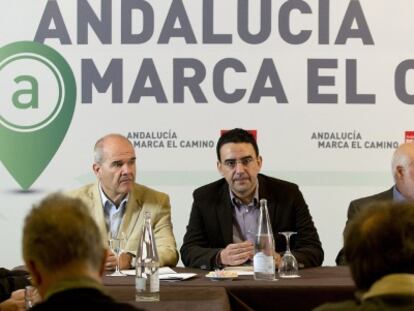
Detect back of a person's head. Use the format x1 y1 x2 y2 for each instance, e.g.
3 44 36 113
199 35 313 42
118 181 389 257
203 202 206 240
216 128 259 161
22 193 104 272
344 201 414 290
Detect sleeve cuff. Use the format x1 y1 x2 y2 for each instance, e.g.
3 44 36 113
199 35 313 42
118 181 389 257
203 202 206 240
215 250 224 269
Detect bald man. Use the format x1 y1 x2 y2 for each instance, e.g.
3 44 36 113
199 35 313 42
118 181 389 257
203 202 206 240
336 142 414 265
67 133 178 269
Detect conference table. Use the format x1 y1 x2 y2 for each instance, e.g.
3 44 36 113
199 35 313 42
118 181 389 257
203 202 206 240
103 266 356 311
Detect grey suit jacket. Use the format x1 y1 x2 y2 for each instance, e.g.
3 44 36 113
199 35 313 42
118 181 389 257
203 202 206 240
335 187 393 265
67 182 178 267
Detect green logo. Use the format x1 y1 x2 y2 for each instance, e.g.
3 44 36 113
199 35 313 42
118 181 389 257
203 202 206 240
0 41 76 190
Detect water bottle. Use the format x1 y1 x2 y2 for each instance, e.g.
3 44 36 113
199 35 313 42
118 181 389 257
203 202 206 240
135 211 160 301
253 199 276 280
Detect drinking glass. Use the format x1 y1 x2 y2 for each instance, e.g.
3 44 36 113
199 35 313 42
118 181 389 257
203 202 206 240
278 232 300 278
107 231 127 277
25 285 39 309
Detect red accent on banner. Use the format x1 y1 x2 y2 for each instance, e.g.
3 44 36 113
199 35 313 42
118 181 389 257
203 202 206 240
405 131 414 143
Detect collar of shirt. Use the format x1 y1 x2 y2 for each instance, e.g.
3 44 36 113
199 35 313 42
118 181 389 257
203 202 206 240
98 184 129 209
230 186 259 209
393 185 406 203
230 186 259 243
99 184 128 236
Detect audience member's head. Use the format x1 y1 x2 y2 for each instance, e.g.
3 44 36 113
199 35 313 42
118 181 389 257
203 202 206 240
22 194 106 298
344 201 414 290
391 143 414 201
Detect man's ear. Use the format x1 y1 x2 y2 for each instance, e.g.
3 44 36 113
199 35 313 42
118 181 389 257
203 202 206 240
217 161 225 177
396 165 404 180
98 249 107 277
26 260 42 287
257 155 263 169
92 163 101 177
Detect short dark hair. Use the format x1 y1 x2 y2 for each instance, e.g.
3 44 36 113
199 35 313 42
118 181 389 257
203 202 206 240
216 128 259 161
344 201 414 290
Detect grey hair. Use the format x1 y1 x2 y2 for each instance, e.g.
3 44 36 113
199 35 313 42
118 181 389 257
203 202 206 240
391 147 412 182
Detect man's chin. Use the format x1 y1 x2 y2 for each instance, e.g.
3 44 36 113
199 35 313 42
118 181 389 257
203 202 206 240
233 185 253 195
119 182 133 192
233 180 251 188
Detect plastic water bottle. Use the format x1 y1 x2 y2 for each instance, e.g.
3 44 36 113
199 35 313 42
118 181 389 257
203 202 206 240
135 211 160 301
253 199 276 280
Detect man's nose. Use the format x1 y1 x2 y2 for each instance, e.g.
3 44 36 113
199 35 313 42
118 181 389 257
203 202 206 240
121 163 132 174
234 161 246 173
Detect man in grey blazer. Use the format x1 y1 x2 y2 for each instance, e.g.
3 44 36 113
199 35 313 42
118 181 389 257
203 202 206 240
68 134 178 269
336 142 414 265
180 128 323 270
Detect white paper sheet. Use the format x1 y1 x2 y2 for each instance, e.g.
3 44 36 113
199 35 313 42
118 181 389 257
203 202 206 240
120 267 197 281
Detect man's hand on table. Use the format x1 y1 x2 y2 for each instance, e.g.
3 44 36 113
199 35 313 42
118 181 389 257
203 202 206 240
105 249 133 270
219 241 254 266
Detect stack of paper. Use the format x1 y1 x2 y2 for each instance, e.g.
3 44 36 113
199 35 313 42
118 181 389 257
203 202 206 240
121 267 197 281
223 265 254 276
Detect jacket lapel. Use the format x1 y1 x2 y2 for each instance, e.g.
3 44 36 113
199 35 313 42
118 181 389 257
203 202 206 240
85 182 108 246
258 175 277 230
89 184 109 241
216 183 234 245
119 185 143 240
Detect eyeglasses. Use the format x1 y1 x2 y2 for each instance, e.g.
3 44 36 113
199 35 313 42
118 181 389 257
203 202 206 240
222 156 257 169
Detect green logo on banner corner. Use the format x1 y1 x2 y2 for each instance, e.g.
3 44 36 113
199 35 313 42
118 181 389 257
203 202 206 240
0 41 76 190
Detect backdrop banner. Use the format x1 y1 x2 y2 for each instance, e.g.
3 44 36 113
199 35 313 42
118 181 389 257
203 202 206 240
1 0 412 267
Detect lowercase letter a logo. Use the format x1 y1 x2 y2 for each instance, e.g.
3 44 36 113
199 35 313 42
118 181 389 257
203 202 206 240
0 41 76 190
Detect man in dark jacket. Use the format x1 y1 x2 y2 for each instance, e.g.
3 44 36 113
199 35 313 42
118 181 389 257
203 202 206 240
336 142 414 265
180 128 323 270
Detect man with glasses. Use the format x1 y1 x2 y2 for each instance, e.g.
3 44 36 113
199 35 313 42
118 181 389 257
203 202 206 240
180 128 323 270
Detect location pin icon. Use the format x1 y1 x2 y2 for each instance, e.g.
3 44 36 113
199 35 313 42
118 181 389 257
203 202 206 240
0 41 76 190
